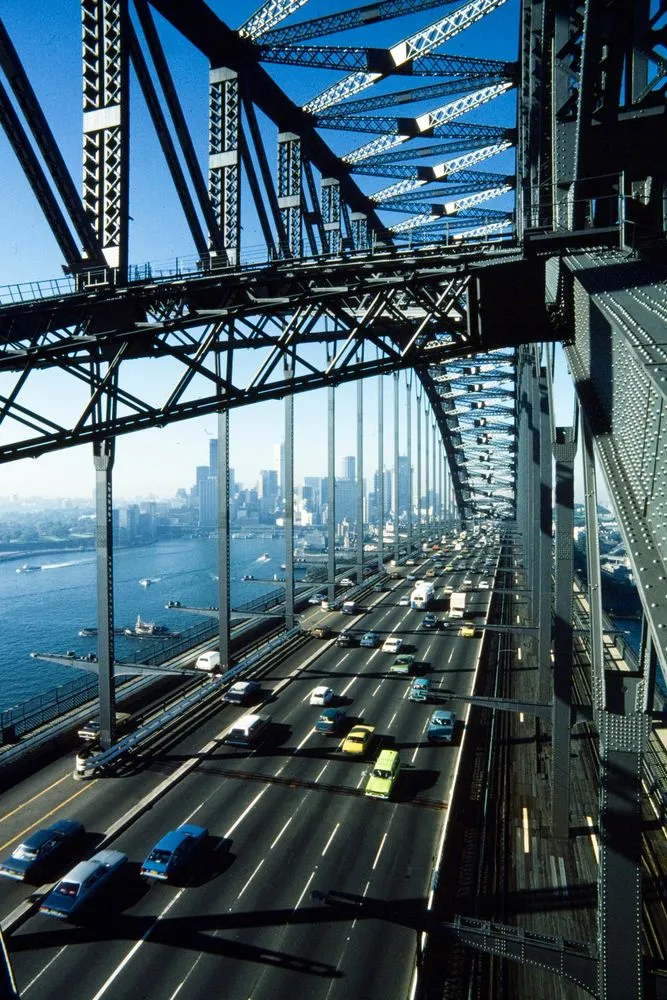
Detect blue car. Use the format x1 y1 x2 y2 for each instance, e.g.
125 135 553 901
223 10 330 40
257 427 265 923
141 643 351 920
360 631 380 648
315 708 347 735
0 819 84 883
39 849 128 919
140 824 208 881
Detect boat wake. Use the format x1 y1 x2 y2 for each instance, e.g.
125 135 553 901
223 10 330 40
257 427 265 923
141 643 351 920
41 558 94 570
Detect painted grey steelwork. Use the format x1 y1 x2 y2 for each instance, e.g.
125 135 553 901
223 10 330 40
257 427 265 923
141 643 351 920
327 383 336 605
284 363 295 629
377 375 384 573
393 373 400 565
217 408 231 671
406 372 413 556
1 0 667 996
356 378 364 586
551 425 576 839
93 440 117 751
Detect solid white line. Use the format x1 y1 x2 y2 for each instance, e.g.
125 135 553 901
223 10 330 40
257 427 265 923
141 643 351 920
90 890 185 1000
270 815 293 849
372 832 388 871
22 946 68 994
237 859 264 900
315 762 329 782
294 870 316 910
321 823 340 856
223 786 269 839
340 677 357 696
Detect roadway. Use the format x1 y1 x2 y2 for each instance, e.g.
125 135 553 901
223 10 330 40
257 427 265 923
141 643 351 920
2 541 496 1000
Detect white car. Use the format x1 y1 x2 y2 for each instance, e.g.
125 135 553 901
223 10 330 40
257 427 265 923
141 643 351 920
381 635 403 654
339 577 354 587
479 580 490 590
398 595 410 606
463 578 473 586
310 686 334 706
444 585 453 594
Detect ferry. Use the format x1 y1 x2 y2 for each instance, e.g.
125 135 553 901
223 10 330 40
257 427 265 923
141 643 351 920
16 564 41 573
241 574 255 581
138 578 152 587
257 553 270 562
124 615 176 638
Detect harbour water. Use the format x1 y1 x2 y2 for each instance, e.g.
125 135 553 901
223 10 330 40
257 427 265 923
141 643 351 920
0 535 291 712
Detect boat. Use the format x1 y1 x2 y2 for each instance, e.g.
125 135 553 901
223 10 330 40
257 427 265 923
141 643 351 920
241 574 255 581
280 564 286 570
16 564 41 573
138 578 151 587
124 615 176 638
257 552 270 562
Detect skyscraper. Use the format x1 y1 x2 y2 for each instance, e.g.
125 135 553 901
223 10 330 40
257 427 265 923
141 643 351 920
339 455 355 481
274 442 285 496
209 438 218 476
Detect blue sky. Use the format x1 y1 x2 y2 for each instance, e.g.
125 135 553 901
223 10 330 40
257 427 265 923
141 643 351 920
0 0 572 503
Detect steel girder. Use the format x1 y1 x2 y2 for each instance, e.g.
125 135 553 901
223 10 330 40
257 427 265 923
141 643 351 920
519 0 667 244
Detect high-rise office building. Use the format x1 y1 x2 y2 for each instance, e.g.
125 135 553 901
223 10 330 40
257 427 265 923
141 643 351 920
335 478 357 526
209 438 218 476
397 455 412 514
339 455 355 481
258 469 279 516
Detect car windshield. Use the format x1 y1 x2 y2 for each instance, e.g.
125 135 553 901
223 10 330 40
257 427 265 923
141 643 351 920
147 849 172 865
373 769 392 779
55 881 79 896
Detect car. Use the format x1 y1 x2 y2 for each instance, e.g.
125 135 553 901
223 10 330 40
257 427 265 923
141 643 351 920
420 613 439 630
140 824 208 881
360 631 380 648
365 749 401 799
409 677 431 702
336 630 355 647
315 708 347 735
372 583 385 593
310 685 334 706
308 593 325 605
0 819 85 883
39 849 128 919
398 595 410 606
445 564 454 571
381 635 403 653
78 711 132 742
223 680 261 705
310 624 332 639
390 653 415 674
406 559 415 566
406 573 416 582
460 624 475 637
479 580 490 590
340 724 375 755
320 599 332 611
444 585 453 594
224 713 271 746
427 709 456 743
463 578 473 586
339 577 354 587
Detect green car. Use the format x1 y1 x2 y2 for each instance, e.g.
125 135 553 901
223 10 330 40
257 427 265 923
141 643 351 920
389 654 415 675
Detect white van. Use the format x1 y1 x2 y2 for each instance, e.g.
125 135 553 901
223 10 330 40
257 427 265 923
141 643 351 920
223 713 271 747
195 650 220 672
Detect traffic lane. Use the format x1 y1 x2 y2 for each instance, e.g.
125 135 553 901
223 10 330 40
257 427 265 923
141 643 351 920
132 785 442 1000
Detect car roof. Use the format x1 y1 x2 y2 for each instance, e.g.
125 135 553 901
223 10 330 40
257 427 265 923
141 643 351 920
321 707 344 717
153 825 205 851
313 685 331 693
432 709 455 721
61 849 125 885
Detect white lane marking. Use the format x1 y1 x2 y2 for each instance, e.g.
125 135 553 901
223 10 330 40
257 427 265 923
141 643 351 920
356 771 367 789
22 946 68 994
275 765 285 776
448 651 454 662
321 823 340 856
295 870 316 910
223 786 269 839
358 705 366 716
294 731 312 753
237 859 265 900
372 832 388 871
340 676 357 696
388 712 397 728
372 682 382 696
362 880 371 897
183 800 207 824
166 955 204 1000
411 744 420 764
90 889 185 1000
315 762 329 782
402 686 410 700
270 815 294 850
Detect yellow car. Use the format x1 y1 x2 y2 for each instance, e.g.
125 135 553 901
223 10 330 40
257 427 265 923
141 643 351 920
340 724 375 755
459 624 475 637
